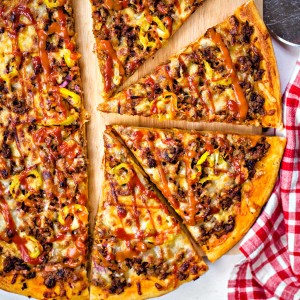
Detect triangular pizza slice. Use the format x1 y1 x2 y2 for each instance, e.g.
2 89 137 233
112 125 286 262
90 0 205 98
100 0 281 128
90 128 208 299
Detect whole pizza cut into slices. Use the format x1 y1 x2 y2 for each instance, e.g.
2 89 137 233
112 125 286 262
90 0 205 98
90 128 208 299
0 1 89 299
100 0 281 128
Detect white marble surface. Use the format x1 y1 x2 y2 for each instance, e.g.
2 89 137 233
1 40 299 300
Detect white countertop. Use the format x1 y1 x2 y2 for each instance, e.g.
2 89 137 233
1 39 299 300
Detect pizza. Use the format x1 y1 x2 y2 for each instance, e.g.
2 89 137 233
90 0 205 98
99 0 282 128
112 125 286 262
0 0 86 127
0 124 89 299
0 0 89 299
90 128 208 299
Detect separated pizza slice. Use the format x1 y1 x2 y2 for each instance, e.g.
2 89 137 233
91 0 205 98
0 0 85 127
0 124 89 299
112 125 286 262
0 1 89 299
90 128 208 300
100 0 281 128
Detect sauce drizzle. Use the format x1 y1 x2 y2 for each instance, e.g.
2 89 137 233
0 196 43 265
146 136 179 209
183 157 197 226
100 40 125 93
207 28 248 120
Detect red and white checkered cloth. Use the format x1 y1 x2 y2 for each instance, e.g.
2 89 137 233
228 57 300 299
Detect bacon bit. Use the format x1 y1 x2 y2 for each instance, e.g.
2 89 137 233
117 206 127 218
157 3 168 14
136 282 142 295
227 99 239 115
11 274 18 284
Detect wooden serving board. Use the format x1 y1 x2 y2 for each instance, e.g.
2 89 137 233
73 0 263 231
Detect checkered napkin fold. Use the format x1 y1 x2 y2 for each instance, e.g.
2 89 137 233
228 57 300 300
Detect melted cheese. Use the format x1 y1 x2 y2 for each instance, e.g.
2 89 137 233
90 131 207 297
18 25 38 52
0 214 6 233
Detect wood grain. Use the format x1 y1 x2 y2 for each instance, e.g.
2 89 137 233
73 0 263 233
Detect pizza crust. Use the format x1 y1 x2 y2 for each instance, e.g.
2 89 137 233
90 272 202 300
235 0 282 128
203 136 286 262
0 270 89 300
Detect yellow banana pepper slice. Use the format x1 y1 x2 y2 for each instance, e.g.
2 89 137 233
150 92 178 120
196 151 210 172
60 87 81 108
1 69 18 91
44 0 64 8
25 236 42 259
152 16 170 39
199 175 219 184
9 169 42 202
112 163 133 185
58 204 88 230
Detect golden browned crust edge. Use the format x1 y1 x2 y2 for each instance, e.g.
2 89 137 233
204 136 286 262
89 0 117 99
94 37 117 99
90 269 207 300
0 270 89 300
236 0 282 128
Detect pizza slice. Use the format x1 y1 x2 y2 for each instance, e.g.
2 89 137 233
0 124 89 299
90 128 208 299
0 0 85 127
100 0 281 128
90 0 205 98
112 125 286 262
0 0 89 299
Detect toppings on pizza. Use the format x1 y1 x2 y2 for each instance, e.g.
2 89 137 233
100 0 281 128
0 1 89 299
0 0 85 127
90 129 208 299
0 124 89 298
90 0 205 98
112 125 286 262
